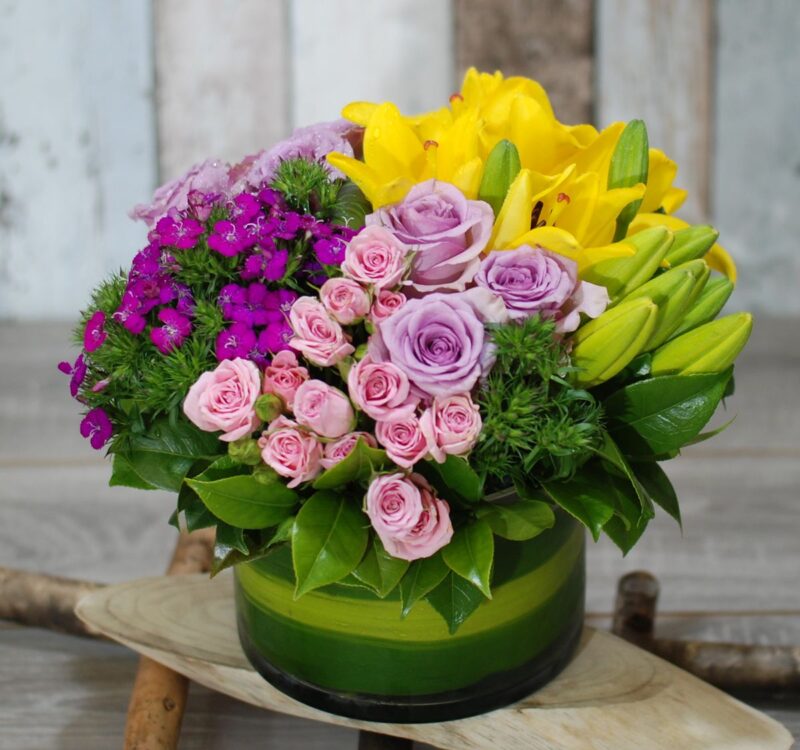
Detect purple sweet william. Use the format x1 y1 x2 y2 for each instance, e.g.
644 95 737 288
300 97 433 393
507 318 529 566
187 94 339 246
474 245 609 332
367 180 493 293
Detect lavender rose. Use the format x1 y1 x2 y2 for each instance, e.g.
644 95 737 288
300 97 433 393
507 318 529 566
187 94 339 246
369 293 488 398
367 180 493 293
475 245 609 332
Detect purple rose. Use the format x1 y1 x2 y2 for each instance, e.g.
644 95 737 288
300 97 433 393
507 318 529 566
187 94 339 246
130 159 231 226
367 180 493 293
370 293 488 398
475 245 609 332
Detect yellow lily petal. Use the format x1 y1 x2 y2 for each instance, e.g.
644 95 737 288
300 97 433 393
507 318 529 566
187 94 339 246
662 187 688 214
507 226 583 263
451 157 483 200
362 102 425 180
580 183 647 247
341 101 378 126
326 152 381 205
489 169 534 249
640 149 678 214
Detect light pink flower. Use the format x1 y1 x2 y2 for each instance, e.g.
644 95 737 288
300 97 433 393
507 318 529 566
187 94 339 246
183 358 261 442
288 296 355 367
366 473 453 561
259 423 322 488
347 354 419 421
556 280 610 333
320 431 377 470
341 226 409 288
293 380 355 438
262 350 309 410
369 289 407 325
420 394 482 463
320 277 371 325
375 416 431 468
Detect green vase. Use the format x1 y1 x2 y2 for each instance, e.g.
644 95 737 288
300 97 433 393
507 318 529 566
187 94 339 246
235 509 585 723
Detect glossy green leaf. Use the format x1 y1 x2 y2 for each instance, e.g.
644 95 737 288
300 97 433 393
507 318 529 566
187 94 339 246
422 455 484 503
312 438 393 490
603 513 650 555
542 471 616 541
291 491 369 597
109 453 157 490
477 498 555 541
399 552 449 617
608 119 649 241
605 369 733 457
331 180 371 230
352 536 410 598
634 461 681 526
426 572 487 634
177 483 217 531
187 474 298 529
216 522 248 554
593 431 654 519
442 520 494 598
210 522 293 577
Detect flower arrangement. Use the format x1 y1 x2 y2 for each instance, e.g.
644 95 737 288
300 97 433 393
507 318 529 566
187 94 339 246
61 69 752 635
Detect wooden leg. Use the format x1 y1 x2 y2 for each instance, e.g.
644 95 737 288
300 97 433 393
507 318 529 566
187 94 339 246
358 730 414 750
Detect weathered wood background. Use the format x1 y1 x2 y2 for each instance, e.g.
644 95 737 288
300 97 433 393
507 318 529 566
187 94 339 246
1 0 799 317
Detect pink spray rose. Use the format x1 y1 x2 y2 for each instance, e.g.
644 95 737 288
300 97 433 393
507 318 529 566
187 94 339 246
259 421 322 488
183 358 261 442
375 416 431 468
420 394 482 464
475 246 609 332
320 277 371 324
262 350 309 411
292 380 355 438
320 431 377 470
369 289 407 324
367 179 493 293
288 297 355 367
130 158 231 226
347 355 419 421
341 226 409 289
366 473 453 561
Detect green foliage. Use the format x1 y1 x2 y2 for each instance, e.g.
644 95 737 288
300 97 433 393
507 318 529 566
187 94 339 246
419 455 484 504
399 553 449 617
472 315 603 489
330 180 371 229
426 572 487 635
477 498 555 541
441 520 494 598
352 537 410 598
312 438 393 490
271 158 342 217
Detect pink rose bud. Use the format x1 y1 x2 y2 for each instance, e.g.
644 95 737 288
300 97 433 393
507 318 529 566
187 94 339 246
375 415 431 468
420 393 483 463
366 473 453 561
293 379 355 438
320 277 371 325
369 289 407 324
288 296 355 367
341 225 409 289
262 350 309 410
183 358 261 442
259 422 322 488
347 354 419 421
320 431 377 470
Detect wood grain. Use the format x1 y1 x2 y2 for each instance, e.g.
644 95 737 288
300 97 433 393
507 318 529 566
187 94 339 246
75 573 794 750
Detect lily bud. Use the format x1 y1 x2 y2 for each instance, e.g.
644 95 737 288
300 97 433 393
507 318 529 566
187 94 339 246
665 225 719 267
650 312 753 376
582 226 673 302
255 393 283 423
571 296 659 387
478 139 522 216
608 120 649 241
669 276 734 340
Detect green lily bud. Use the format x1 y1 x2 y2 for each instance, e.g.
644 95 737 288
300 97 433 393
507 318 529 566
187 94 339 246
571 296 659 387
623 260 710 350
608 120 649 241
650 312 753 376
669 276 734 340
227 437 263 466
478 139 522 216
665 224 719 267
582 226 674 302
255 393 283 423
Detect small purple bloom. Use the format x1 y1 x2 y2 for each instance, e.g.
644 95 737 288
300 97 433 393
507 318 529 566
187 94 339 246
173 282 195 315
113 296 148 335
218 283 247 320
58 354 87 398
131 245 161 277
83 311 107 353
257 187 283 209
275 212 303 240
241 247 288 281
229 193 261 223
155 215 204 249
80 407 114 450
258 321 294 355
150 308 192 354
208 220 248 256
216 322 257 361
313 236 347 265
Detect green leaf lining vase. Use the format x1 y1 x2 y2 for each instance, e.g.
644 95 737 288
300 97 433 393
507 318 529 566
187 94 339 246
235 508 585 723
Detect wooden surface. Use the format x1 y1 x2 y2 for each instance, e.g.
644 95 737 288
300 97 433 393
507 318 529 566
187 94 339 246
76 573 794 750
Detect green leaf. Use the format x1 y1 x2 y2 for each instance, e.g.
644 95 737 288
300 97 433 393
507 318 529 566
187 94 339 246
441 520 494 598
109 453 157 490
608 119 649 241
603 513 650 555
634 461 681 526
352 536 410 598
331 180 371 229
399 553 449 617
291 491 369 597
426 572 487 634
177 483 217 531
216 522 248 554
187 474 298 529
593 431 654 519
605 369 733 458
422 455 484 503
542 471 616 541
267 515 295 547
477 498 555 541
312 438 393 490
684 415 736 447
